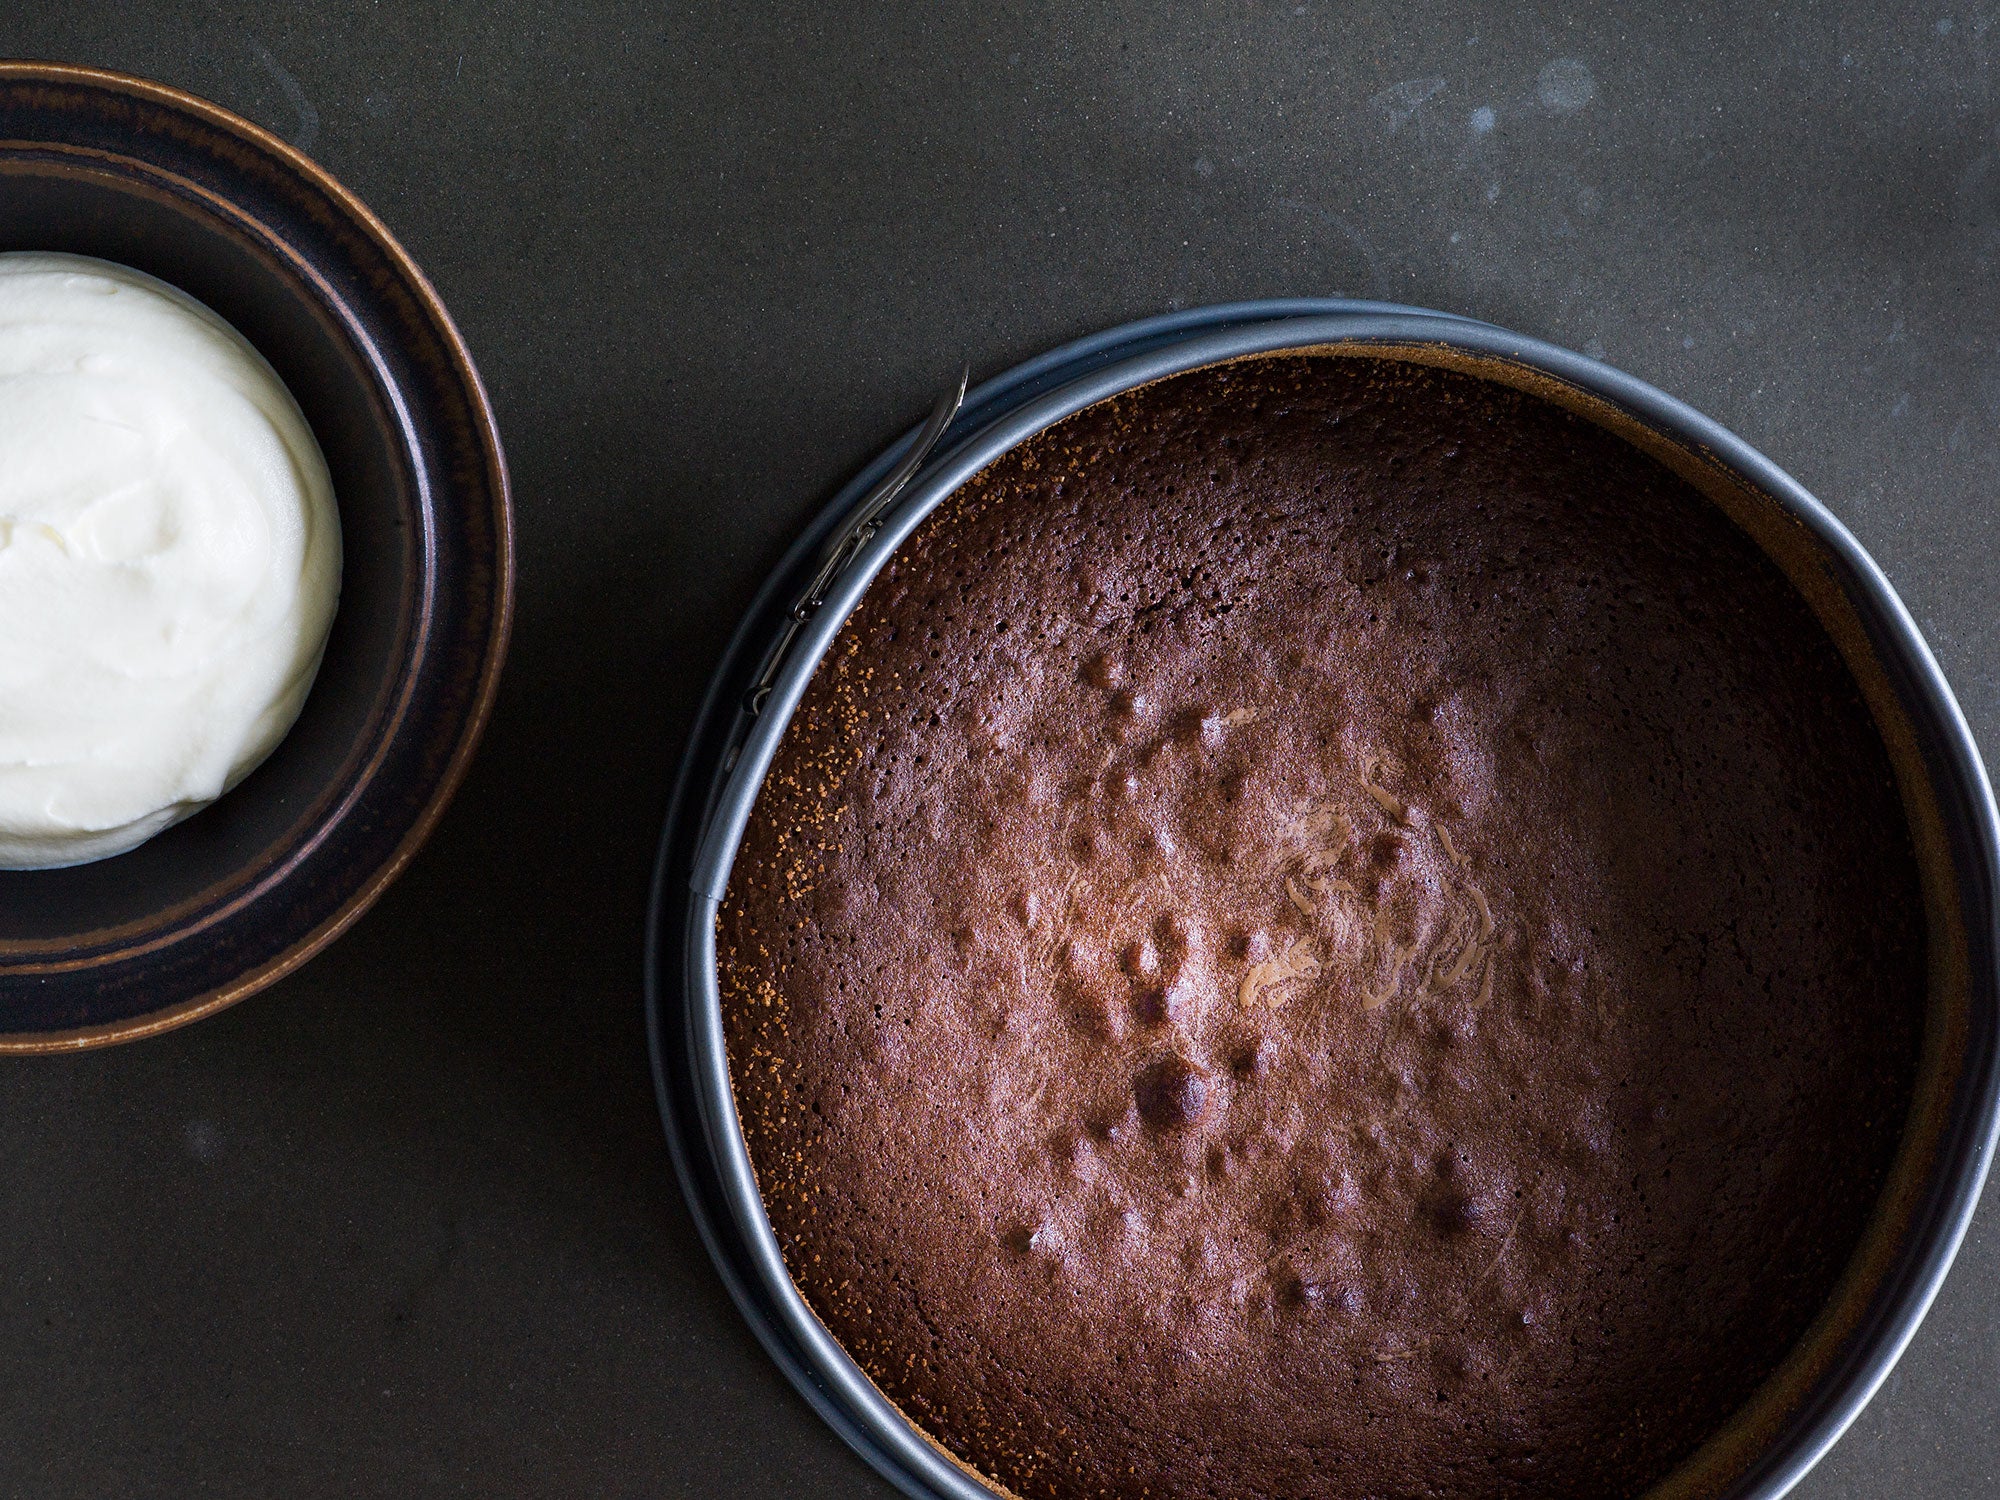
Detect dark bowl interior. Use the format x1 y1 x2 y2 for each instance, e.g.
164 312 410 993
0 160 413 938
0 65 510 1048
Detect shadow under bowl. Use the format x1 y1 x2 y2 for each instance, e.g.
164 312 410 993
0 61 512 1050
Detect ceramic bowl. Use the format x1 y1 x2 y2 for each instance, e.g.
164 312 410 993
0 62 512 1050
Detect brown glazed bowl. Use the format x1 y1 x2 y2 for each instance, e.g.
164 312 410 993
0 62 512 1051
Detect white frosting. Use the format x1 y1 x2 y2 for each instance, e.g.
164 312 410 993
0 253 341 868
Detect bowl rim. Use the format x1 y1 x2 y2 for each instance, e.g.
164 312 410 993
647 300 2000 1499
0 60 514 1052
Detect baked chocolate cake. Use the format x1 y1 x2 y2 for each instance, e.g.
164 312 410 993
719 356 1925 1499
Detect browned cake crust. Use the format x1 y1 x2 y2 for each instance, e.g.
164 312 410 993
719 356 1925 1500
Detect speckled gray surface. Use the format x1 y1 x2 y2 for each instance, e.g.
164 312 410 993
0 4 1992 1496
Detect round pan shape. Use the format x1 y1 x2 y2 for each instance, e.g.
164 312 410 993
648 301 1999 1500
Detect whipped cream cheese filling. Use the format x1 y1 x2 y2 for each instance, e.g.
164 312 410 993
0 252 341 868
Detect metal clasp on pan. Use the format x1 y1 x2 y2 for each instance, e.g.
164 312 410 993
743 367 969 717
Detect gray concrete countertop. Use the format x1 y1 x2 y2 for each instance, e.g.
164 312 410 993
0 4 1992 1496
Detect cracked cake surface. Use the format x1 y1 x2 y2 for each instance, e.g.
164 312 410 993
718 356 1926 1500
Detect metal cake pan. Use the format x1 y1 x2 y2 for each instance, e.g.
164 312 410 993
646 301 2000 1500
